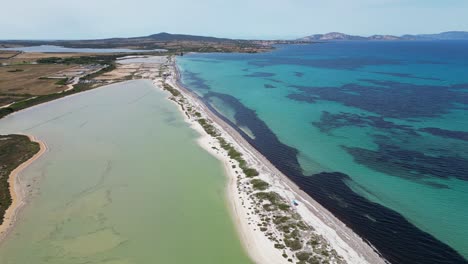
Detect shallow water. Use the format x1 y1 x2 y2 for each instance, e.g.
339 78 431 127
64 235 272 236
178 41 468 263
0 80 251 264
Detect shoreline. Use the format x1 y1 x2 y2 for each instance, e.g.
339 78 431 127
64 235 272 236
163 57 388 264
0 54 387 263
0 135 47 242
155 79 292 263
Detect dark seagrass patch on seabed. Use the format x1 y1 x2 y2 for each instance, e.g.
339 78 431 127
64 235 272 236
294 72 304 77
371 71 442 81
419 127 468 141
195 90 468 264
300 172 466 264
343 140 468 182
248 57 402 70
288 80 468 118
182 70 211 90
312 111 419 136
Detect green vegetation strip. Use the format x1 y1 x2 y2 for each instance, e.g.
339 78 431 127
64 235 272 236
162 81 259 178
251 179 269 190
37 55 120 65
0 135 40 225
163 83 181 97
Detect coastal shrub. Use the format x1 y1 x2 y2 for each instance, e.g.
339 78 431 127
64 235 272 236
309 257 321 264
281 225 291 233
55 78 68 85
296 251 312 261
274 243 285 249
250 179 269 190
263 204 275 211
216 136 258 177
197 118 218 136
255 192 282 205
290 228 300 238
243 167 259 177
273 216 289 225
308 238 319 247
278 203 290 211
284 238 302 251
163 83 181 97
297 221 308 230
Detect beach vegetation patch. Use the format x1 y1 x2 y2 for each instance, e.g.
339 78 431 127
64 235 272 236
163 83 181 97
216 136 258 177
296 251 312 261
251 179 269 190
274 243 285 249
284 237 302 251
197 118 218 137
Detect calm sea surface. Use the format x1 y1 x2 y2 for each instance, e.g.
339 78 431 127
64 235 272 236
0 80 251 264
178 41 468 264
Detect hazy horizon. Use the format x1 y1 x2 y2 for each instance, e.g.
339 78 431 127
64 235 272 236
3 30 468 42
2 0 468 40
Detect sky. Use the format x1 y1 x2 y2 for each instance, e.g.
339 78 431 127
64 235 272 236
2 0 468 40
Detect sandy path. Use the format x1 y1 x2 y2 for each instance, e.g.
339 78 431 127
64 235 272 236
0 135 46 242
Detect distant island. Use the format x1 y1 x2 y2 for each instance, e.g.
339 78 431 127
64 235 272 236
298 31 468 41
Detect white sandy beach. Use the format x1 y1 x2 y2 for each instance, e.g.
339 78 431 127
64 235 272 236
160 57 388 264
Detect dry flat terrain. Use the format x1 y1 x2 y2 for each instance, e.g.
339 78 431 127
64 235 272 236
0 64 73 95
0 52 96 64
0 51 21 60
0 64 73 106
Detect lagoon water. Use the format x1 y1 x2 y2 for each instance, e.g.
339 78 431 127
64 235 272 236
0 80 251 264
178 41 468 264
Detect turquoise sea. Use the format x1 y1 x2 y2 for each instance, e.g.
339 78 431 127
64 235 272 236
177 41 468 264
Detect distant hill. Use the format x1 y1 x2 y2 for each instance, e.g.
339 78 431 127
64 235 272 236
142 32 232 42
401 31 468 40
0 32 270 53
298 32 399 41
298 32 367 41
298 31 468 41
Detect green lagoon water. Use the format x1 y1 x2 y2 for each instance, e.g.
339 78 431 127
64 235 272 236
0 80 251 264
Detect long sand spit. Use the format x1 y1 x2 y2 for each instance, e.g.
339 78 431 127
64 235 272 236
165 57 388 264
0 135 46 242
